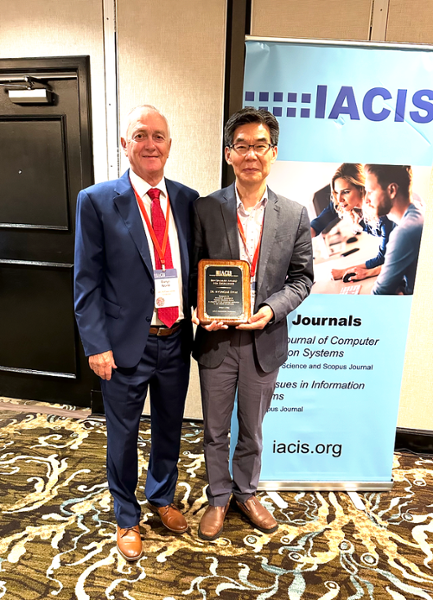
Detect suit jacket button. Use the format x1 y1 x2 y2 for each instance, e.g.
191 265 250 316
151 289 154 294
146 316 151 322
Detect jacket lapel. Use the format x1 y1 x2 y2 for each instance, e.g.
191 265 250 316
256 189 280 296
221 183 239 259
113 171 154 279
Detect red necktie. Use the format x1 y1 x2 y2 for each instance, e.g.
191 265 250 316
148 188 179 327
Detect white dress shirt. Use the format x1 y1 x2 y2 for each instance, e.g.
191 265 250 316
235 185 268 289
129 170 184 325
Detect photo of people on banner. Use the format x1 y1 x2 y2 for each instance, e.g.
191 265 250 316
308 163 425 295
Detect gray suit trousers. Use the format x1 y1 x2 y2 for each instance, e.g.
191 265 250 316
199 330 279 505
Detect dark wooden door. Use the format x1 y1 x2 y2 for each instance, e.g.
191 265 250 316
0 56 95 407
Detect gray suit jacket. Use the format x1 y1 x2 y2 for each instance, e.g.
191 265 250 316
192 183 314 372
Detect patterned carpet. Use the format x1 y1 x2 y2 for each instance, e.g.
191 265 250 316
1 399 433 599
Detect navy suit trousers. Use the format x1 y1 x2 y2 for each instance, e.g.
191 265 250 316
101 326 190 528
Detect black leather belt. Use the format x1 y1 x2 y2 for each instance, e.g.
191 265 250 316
149 322 182 336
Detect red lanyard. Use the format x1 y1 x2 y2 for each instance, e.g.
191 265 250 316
237 214 262 278
132 184 171 269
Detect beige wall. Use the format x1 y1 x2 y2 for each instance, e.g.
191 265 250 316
399 180 433 430
117 0 226 197
251 0 372 40
385 1 433 430
387 0 433 44
251 0 433 432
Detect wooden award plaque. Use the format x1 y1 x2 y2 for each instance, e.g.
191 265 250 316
197 259 251 325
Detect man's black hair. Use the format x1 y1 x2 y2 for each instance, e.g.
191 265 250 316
224 107 279 147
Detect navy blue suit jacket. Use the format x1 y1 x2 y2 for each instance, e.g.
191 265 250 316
74 170 198 368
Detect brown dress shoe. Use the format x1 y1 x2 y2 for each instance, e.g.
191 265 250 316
198 500 231 541
235 496 278 534
117 525 143 561
150 503 188 533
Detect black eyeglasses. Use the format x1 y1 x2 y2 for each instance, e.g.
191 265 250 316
229 143 274 156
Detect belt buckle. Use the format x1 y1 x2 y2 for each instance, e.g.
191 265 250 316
156 326 167 337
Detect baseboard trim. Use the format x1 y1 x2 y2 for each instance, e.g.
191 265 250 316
90 390 104 415
395 427 433 454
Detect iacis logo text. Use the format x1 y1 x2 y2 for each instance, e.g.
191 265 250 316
245 86 433 123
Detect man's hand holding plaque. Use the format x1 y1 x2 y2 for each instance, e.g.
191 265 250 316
235 305 274 330
193 259 274 330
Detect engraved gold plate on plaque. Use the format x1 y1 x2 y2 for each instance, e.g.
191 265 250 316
197 259 251 325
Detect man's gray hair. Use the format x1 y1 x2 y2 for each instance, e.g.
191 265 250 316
122 105 170 139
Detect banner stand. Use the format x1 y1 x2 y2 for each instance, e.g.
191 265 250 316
257 481 393 492
235 36 431 491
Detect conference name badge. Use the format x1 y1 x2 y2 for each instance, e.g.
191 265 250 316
154 268 180 308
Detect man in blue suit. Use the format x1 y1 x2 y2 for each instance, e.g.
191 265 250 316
74 105 198 560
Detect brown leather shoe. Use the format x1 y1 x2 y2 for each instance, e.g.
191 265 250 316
198 500 231 541
150 503 188 533
235 496 278 534
116 525 143 561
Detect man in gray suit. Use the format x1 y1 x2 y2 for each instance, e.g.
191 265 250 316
192 108 314 540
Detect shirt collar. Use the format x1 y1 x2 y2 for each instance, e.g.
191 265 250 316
235 185 268 212
129 169 167 199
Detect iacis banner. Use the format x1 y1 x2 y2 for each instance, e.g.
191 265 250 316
242 39 430 486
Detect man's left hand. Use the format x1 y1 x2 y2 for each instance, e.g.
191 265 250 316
236 306 274 330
